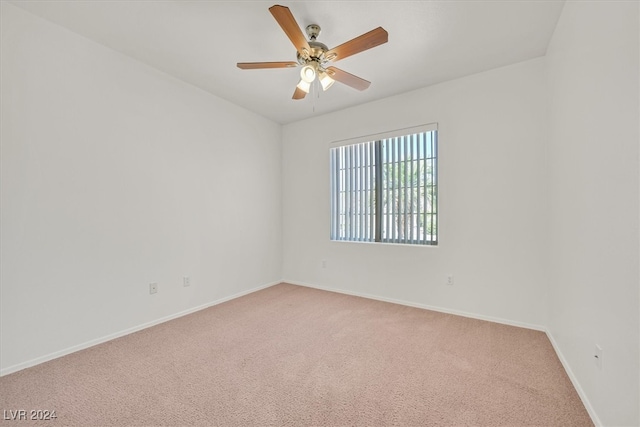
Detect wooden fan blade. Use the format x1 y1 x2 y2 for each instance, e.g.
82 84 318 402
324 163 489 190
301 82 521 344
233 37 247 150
292 86 307 100
325 27 388 62
237 61 298 70
269 5 311 57
326 67 371 91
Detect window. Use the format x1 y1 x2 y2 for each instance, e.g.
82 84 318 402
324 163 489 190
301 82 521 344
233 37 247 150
330 124 438 245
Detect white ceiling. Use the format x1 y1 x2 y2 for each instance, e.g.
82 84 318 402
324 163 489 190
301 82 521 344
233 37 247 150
10 0 565 124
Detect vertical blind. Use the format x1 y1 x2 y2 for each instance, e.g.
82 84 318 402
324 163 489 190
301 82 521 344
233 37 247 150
330 124 438 245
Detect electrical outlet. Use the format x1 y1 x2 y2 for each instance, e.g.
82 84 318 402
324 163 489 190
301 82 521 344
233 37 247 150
446 275 454 286
149 283 158 294
183 276 191 287
321 260 327 269
594 345 603 370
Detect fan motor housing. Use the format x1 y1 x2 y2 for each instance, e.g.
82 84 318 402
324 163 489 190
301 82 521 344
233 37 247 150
297 40 328 65
296 24 327 65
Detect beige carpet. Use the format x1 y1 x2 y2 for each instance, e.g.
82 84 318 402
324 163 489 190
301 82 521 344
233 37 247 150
1 283 592 426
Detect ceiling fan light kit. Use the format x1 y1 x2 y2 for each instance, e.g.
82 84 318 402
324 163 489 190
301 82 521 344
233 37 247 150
237 5 388 100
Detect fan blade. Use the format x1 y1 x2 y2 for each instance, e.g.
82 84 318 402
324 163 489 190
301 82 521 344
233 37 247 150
325 27 388 62
269 5 311 58
237 61 298 70
292 87 307 100
326 67 371 91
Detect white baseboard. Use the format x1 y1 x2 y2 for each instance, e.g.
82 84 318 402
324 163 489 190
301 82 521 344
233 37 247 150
545 330 602 427
285 279 600 427
284 279 546 332
0 280 280 377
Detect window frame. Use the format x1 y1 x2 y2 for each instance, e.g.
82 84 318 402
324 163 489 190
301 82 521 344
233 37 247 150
329 123 438 246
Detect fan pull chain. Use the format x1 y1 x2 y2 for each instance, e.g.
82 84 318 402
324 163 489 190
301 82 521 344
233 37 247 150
311 78 321 113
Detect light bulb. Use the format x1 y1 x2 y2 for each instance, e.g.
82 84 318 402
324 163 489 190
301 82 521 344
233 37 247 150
300 65 316 83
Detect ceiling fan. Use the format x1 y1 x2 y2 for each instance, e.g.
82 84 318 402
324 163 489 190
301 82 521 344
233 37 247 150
237 5 388 100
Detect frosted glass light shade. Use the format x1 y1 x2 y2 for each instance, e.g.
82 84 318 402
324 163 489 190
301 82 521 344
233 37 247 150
319 71 335 91
296 79 311 93
300 65 316 83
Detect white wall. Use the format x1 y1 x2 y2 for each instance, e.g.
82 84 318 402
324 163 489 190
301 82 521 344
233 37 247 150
0 3 282 372
282 58 548 328
546 2 639 426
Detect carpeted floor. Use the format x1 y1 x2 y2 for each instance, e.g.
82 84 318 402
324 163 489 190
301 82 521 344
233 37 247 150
0 283 593 426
